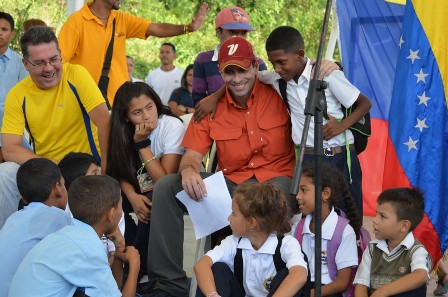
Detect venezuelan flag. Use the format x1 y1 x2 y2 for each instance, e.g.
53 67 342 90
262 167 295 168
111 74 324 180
383 0 448 264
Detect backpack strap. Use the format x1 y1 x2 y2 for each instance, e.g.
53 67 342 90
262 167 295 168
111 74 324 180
67 81 101 164
234 237 245 295
21 97 36 153
294 218 306 244
273 234 286 272
234 235 287 295
326 216 350 281
278 79 291 113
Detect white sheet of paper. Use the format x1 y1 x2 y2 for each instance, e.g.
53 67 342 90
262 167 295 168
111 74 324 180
176 171 232 240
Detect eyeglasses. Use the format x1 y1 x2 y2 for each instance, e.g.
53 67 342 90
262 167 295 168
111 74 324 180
25 56 62 69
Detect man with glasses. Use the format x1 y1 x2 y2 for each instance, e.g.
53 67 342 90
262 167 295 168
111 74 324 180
0 26 110 228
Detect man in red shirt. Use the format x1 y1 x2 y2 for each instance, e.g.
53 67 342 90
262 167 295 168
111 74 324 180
146 36 295 297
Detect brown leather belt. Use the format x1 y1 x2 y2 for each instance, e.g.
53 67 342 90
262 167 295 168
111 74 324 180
298 144 355 156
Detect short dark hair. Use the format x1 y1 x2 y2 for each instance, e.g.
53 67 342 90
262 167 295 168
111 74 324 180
265 26 305 53
68 175 121 226
161 42 176 54
16 158 62 203
0 12 15 31
20 26 59 59
377 187 425 231
59 152 99 190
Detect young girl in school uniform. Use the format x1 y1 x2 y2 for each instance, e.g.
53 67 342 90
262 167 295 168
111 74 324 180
294 164 362 297
194 183 308 297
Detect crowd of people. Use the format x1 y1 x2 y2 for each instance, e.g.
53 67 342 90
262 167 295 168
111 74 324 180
0 1 437 297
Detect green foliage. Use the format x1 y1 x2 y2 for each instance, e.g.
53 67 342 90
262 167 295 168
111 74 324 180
1 0 339 79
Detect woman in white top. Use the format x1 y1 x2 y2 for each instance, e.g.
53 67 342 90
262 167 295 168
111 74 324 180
106 81 185 278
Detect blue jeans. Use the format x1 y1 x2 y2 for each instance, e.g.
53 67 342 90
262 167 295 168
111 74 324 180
0 162 20 228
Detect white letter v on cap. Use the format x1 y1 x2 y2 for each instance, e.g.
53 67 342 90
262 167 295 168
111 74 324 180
227 44 239 55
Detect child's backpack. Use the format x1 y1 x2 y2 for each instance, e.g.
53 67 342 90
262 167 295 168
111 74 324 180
341 103 371 154
294 215 371 297
234 235 311 297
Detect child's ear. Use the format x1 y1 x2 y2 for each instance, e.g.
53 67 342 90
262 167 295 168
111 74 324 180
105 207 115 223
399 219 412 233
247 217 257 231
322 187 332 203
53 180 66 198
296 49 305 59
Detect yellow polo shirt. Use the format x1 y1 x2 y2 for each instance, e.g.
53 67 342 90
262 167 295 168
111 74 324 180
1 63 104 162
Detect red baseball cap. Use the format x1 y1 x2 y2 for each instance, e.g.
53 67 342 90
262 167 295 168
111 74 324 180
215 6 255 31
218 36 256 72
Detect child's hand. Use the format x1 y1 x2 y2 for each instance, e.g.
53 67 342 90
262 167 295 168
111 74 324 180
128 193 151 223
323 115 347 140
194 95 217 122
106 227 125 252
134 121 157 143
116 246 141 267
310 59 340 80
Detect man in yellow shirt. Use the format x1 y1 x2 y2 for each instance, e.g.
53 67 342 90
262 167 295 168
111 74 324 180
0 26 110 228
58 0 209 106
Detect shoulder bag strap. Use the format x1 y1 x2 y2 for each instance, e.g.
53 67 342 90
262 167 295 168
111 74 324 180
98 18 116 110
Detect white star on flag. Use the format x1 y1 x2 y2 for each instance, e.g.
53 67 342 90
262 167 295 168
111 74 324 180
415 68 429 83
404 136 419 152
398 35 405 48
415 118 429 132
417 91 431 106
407 49 421 64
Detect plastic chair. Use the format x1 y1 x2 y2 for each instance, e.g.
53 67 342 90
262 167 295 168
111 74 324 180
189 141 216 297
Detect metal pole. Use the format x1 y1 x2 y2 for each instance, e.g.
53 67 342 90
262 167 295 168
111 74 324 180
289 1 333 296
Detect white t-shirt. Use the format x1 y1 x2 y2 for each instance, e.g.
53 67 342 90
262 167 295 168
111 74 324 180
149 114 185 157
206 234 308 297
258 60 360 147
291 209 358 284
146 66 184 105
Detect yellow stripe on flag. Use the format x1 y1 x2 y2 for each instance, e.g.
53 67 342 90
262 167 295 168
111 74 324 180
385 0 406 4
413 0 448 105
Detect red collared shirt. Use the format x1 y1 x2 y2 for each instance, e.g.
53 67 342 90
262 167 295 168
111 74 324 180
182 80 295 184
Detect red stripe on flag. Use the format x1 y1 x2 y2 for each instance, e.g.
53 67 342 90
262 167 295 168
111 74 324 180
359 118 388 216
414 215 441 266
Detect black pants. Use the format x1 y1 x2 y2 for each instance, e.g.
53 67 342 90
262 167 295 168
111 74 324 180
200 262 303 297
123 191 152 278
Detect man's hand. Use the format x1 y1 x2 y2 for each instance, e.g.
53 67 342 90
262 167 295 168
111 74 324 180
128 193 151 223
310 59 341 80
323 115 347 140
180 166 207 201
188 2 210 32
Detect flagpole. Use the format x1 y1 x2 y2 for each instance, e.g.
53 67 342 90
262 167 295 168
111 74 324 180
290 0 333 296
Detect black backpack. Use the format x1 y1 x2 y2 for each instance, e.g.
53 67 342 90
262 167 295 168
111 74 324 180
341 103 371 154
234 235 311 297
